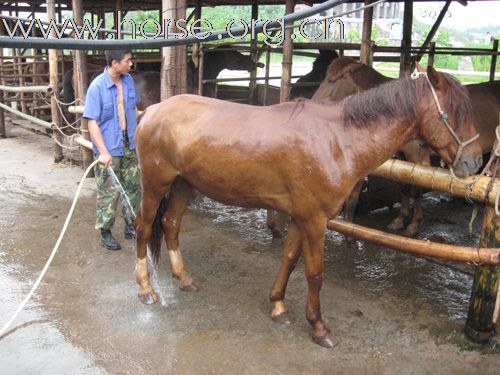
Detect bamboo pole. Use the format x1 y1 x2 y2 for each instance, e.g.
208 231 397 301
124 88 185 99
373 159 500 206
71 0 92 171
360 0 373 66
46 0 63 162
327 219 500 265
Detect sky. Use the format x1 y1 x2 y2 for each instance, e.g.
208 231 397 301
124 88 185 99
413 1 500 30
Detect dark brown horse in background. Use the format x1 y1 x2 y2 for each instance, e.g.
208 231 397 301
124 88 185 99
61 45 264 110
132 45 264 108
313 57 499 236
133 66 482 347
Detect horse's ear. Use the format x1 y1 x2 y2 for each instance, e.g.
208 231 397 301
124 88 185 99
427 65 444 89
415 62 425 73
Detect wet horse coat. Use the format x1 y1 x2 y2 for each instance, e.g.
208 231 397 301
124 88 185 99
134 67 482 347
314 57 498 235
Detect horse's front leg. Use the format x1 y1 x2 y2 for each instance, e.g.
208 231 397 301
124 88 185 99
298 216 337 348
136 191 164 305
163 179 198 291
269 219 301 323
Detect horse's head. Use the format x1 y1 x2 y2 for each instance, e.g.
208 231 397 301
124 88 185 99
220 48 264 72
417 66 482 177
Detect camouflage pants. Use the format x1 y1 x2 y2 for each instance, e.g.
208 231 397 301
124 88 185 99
94 146 141 231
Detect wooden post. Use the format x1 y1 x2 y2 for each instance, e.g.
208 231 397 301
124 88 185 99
72 0 92 170
490 39 498 82
465 120 500 342
465 205 500 341
428 42 436 67
47 0 63 162
0 23 5 138
270 0 296 236
279 0 295 103
263 46 271 105
176 0 187 95
399 0 413 77
414 0 452 63
360 0 374 65
191 0 202 70
162 0 177 100
248 1 259 104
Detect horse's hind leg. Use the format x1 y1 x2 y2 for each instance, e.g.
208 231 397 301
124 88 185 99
269 219 301 323
162 178 198 291
136 184 171 305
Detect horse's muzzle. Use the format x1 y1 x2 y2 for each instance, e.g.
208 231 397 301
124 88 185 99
453 154 483 178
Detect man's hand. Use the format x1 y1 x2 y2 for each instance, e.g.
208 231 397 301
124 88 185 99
98 152 112 167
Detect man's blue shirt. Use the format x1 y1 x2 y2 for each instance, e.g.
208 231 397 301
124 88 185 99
83 68 141 156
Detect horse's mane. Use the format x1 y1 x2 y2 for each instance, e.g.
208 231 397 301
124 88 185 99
312 49 339 71
343 72 474 129
326 57 358 78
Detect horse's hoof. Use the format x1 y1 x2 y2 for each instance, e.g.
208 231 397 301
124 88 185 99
271 311 295 325
387 218 404 231
138 291 157 305
312 334 339 349
403 225 419 237
179 279 199 292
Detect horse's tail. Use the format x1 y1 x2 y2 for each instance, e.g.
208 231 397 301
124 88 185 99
149 196 168 265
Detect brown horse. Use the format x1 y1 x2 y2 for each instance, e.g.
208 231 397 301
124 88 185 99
313 57 499 236
134 66 482 348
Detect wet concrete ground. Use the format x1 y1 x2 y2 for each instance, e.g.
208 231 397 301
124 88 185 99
1 125 499 374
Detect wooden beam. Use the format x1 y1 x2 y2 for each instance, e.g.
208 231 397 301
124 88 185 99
360 0 374 66
47 0 63 162
400 0 413 76
248 1 259 104
279 0 295 103
414 0 452 62
72 0 92 170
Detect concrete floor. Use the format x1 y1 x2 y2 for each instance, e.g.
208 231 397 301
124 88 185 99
0 125 499 374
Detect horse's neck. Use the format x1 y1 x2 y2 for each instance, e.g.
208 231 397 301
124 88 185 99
328 105 418 177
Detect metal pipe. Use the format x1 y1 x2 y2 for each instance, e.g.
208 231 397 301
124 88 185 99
0 0 353 50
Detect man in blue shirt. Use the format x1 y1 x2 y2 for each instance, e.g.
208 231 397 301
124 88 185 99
83 50 141 251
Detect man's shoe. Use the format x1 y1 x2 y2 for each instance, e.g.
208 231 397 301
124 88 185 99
100 229 121 250
124 221 136 240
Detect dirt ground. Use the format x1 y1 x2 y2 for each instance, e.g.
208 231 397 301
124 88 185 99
0 124 499 374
